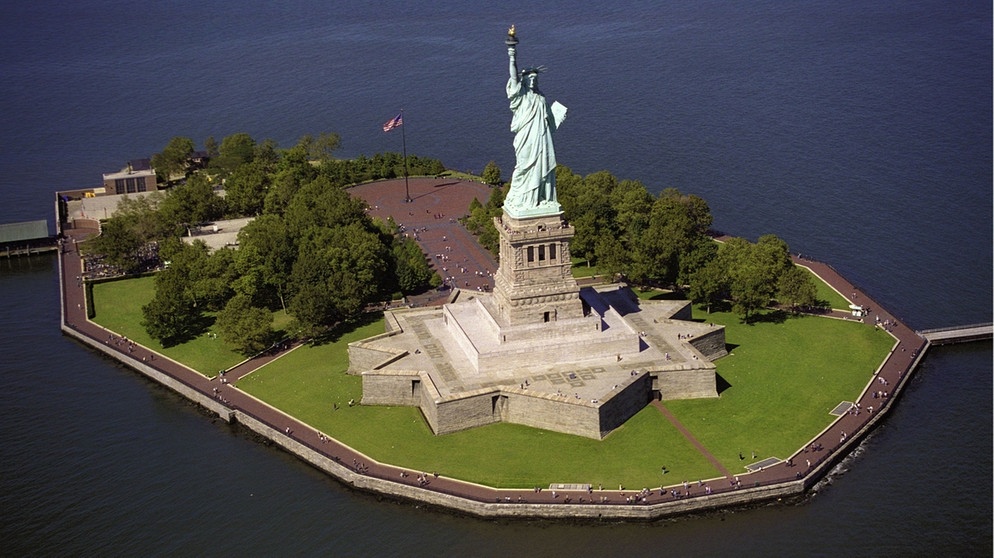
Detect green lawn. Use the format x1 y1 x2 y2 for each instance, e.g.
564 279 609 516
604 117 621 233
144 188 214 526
800 265 851 310
91 275 893 488
239 323 720 488
666 306 894 470
90 277 260 376
570 259 604 279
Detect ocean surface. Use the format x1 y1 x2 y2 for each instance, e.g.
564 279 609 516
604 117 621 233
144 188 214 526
0 1 990 555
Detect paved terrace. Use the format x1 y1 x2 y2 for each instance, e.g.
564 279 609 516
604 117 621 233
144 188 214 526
362 294 715 401
349 177 498 306
58 179 931 519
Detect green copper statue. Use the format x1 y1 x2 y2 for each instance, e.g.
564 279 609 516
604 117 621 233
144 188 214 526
505 25 567 217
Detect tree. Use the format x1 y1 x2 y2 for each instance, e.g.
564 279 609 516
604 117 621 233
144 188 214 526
777 265 818 312
713 235 794 322
288 223 389 335
254 139 281 168
678 236 719 288
611 180 653 243
159 173 224 229
632 189 713 286
261 144 319 216
299 132 341 162
462 187 504 256
235 214 295 310
688 257 728 314
204 136 220 159
211 132 256 176
192 246 238 311
215 294 274 355
482 161 502 186
753 234 793 286
114 193 169 242
729 261 771 322
224 160 270 216
392 236 435 294
594 235 627 278
567 171 616 265
141 263 204 346
151 136 195 182
283 176 368 239
84 217 144 273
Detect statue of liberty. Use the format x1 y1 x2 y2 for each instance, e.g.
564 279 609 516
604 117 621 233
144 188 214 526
504 26 567 217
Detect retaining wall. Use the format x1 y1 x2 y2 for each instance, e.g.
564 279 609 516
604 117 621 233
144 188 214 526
655 368 719 399
61 325 234 422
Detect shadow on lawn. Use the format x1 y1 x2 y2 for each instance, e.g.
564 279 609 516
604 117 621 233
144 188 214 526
309 311 385 346
716 372 733 395
745 309 789 325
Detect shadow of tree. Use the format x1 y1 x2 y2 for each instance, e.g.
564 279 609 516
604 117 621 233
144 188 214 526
309 311 385 347
161 313 216 348
745 309 789 325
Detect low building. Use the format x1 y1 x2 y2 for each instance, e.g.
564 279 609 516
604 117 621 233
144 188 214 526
101 159 158 196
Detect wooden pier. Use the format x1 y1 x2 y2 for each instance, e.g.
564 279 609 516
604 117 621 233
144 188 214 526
918 323 992 345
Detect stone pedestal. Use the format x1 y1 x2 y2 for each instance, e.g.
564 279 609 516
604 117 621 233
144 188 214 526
491 210 584 326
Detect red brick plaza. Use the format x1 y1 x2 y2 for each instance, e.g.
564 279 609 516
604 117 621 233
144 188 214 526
58 179 930 518
349 177 498 306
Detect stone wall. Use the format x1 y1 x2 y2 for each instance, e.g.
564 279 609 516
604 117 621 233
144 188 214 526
655 368 719 400
347 340 404 375
599 373 653 434
361 370 423 406
503 391 602 439
690 328 728 360
669 302 693 321
443 303 485 370
61 325 234 422
652 369 718 400
432 389 502 435
476 331 637 375
498 314 602 343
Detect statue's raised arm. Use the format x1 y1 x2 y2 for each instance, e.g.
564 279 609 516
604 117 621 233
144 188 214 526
502 26 564 218
507 25 519 82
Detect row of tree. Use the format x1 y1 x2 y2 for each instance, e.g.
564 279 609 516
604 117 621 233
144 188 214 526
86 133 442 352
463 165 821 321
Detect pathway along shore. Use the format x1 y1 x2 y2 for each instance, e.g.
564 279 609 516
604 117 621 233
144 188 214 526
59 178 931 520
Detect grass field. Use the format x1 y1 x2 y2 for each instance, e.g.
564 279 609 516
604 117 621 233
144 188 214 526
238 321 719 488
90 277 279 376
667 306 893 467
91 275 893 488
802 265 852 310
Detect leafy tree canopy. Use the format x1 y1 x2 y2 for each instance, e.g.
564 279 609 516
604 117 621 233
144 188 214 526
216 293 275 355
151 136 195 182
482 161 502 186
211 132 257 176
159 173 225 230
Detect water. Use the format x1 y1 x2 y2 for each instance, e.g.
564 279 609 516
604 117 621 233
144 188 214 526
0 1 990 555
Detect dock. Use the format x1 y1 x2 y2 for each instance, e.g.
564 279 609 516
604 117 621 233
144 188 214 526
0 219 56 257
918 323 992 345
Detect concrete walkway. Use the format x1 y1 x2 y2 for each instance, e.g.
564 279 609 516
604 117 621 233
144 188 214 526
58 181 931 517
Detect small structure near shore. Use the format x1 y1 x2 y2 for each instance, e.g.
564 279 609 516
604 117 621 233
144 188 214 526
0 219 55 257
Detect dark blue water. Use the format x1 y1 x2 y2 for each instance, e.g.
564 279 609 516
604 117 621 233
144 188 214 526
1 1 990 555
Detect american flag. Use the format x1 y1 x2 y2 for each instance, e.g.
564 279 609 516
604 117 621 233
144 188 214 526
382 113 403 132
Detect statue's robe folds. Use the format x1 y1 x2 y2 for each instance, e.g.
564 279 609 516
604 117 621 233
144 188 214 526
506 77 562 213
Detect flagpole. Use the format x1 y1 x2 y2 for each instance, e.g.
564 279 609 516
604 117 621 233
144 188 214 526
400 109 411 202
